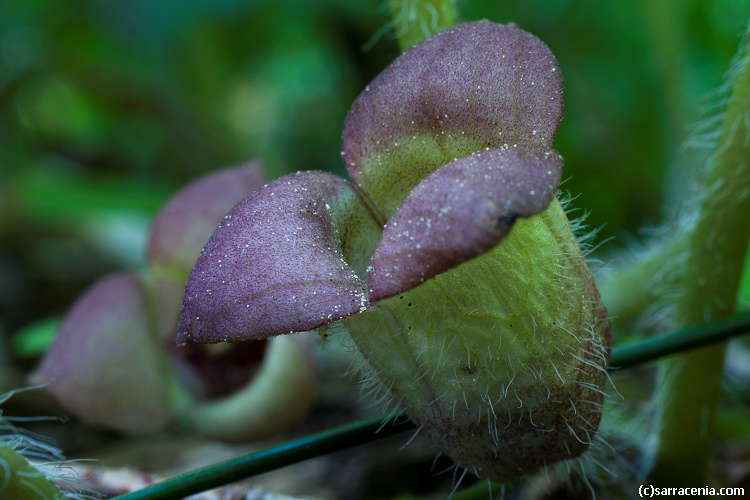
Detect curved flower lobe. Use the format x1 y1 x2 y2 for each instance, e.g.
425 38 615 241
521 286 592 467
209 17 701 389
342 20 564 219
368 145 564 301
177 171 381 343
148 160 266 276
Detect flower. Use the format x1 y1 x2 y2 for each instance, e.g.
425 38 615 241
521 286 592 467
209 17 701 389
178 21 610 482
31 161 318 441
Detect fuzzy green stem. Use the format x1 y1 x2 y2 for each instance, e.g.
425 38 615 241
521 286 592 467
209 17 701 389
386 0 457 51
648 25 750 487
597 229 689 331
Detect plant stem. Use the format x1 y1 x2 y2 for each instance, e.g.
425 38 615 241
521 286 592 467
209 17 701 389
648 24 750 487
610 312 750 369
111 413 415 500
597 229 689 331
386 0 457 51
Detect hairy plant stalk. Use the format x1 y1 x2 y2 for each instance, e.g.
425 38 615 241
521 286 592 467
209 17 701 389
0 387 89 499
648 23 750 487
386 0 457 51
0 443 67 499
597 228 689 331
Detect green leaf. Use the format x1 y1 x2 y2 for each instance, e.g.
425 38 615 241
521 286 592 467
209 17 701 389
10 317 61 359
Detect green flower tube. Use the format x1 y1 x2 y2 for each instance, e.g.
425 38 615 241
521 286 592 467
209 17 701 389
178 21 610 483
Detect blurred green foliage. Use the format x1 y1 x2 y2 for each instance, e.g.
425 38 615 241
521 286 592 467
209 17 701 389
0 0 394 336
1 0 750 351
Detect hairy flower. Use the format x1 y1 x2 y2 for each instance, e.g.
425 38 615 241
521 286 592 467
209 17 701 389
178 21 610 482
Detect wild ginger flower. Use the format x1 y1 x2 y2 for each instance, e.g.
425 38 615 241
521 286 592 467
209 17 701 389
32 162 317 441
178 21 610 482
